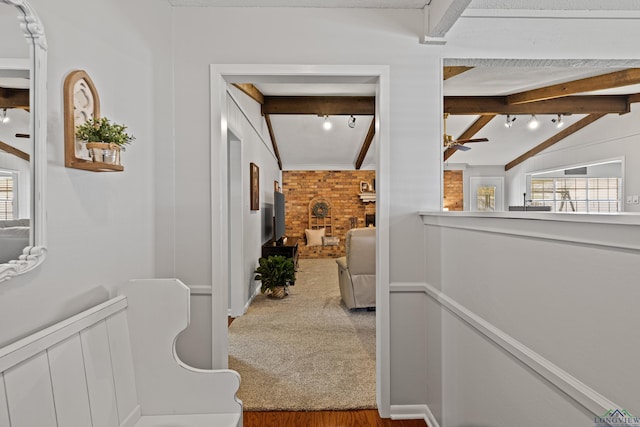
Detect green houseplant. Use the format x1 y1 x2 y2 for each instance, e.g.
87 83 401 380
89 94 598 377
254 255 296 299
75 117 135 165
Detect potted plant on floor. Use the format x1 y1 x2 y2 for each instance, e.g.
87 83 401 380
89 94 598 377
75 116 135 165
254 255 296 299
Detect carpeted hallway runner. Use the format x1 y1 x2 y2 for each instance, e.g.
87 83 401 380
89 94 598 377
228 258 376 411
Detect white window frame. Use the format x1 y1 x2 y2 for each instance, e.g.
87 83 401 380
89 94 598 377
530 176 621 213
0 169 19 220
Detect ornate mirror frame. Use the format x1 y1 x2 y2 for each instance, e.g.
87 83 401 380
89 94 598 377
0 0 47 283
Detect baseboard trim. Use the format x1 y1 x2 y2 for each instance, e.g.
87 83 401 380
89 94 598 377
120 405 141 427
228 285 261 317
390 282 621 419
242 285 261 315
390 404 439 427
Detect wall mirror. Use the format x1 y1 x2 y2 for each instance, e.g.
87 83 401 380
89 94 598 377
0 0 47 283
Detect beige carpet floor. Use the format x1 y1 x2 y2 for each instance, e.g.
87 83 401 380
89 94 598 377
228 258 376 411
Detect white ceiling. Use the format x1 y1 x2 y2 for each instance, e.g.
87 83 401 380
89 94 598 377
269 115 375 170
252 82 376 170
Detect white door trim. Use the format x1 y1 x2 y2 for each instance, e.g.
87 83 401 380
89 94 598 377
209 64 391 417
227 130 244 317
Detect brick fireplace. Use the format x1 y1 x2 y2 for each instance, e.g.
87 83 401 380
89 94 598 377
282 170 376 258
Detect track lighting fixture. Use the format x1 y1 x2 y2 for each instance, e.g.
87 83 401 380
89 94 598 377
527 114 539 130
552 114 564 128
347 115 356 128
0 108 9 124
504 115 516 128
323 115 332 130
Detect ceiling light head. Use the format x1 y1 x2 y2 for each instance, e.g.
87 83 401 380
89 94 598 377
504 114 516 128
0 108 9 124
348 115 356 128
527 114 539 130
323 115 332 130
552 114 564 128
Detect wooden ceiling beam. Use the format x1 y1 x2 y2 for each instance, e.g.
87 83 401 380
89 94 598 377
355 117 376 170
0 88 29 109
506 68 640 105
443 114 495 161
233 83 264 105
264 114 282 171
504 113 606 171
445 95 629 115
628 93 640 104
0 140 29 161
443 66 473 80
262 96 375 116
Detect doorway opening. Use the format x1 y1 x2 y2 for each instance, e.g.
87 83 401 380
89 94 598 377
210 64 391 417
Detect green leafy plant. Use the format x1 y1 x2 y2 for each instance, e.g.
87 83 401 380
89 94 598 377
254 255 296 295
75 117 135 147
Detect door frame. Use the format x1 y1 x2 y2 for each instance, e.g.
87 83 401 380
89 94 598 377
209 64 391 417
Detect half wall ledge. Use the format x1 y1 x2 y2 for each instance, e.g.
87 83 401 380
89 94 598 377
419 211 640 252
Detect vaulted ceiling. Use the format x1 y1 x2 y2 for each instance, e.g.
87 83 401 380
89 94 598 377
233 83 377 171
443 65 640 169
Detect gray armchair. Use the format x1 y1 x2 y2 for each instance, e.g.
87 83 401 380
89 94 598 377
336 227 376 309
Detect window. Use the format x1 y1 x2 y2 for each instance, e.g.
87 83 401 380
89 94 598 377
0 171 17 220
530 177 620 213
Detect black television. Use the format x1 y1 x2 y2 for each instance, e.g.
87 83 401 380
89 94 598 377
273 191 286 244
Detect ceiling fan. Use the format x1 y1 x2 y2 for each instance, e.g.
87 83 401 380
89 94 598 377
443 113 488 151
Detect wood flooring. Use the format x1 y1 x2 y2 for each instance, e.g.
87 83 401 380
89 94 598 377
244 410 428 427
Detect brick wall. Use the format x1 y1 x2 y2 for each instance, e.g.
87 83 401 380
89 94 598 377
282 170 376 258
444 170 463 211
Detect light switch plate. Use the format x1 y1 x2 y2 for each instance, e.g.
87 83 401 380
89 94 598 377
633 195 640 204
627 196 633 204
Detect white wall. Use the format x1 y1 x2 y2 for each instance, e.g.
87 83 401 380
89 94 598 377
0 0 172 347
227 87 281 308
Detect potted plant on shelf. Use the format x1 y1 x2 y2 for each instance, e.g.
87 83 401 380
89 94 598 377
254 255 296 299
75 116 135 165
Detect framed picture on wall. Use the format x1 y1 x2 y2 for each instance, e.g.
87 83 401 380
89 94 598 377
250 162 259 210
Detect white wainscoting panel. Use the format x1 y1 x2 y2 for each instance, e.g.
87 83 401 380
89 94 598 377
80 321 120 427
4 352 57 427
48 335 93 426
106 311 139 424
391 282 622 420
0 374 10 425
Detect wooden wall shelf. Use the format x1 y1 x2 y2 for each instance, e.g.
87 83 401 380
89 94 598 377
63 70 124 172
66 160 124 172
